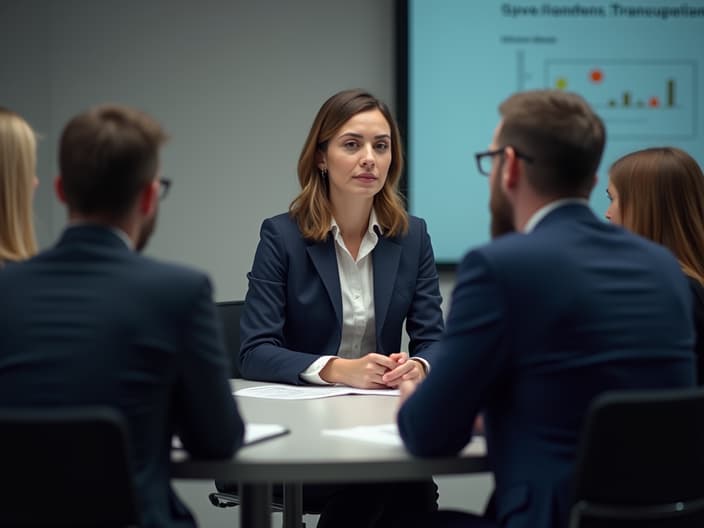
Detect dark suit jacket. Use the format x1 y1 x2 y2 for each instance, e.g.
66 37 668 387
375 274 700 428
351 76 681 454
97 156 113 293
688 277 704 383
398 204 696 528
239 213 444 384
0 225 245 528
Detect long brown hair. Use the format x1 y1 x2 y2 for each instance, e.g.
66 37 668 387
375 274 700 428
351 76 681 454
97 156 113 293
610 147 704 285
0 107 38 262
290 89 408 241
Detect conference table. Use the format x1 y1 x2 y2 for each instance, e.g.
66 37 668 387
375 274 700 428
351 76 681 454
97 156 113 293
171 380 489 528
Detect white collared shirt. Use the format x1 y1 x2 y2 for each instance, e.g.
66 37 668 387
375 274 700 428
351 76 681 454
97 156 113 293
300 210 381 384
522 198 590 233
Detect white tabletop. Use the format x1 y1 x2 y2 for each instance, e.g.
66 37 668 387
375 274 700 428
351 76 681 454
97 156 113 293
171 380 488 483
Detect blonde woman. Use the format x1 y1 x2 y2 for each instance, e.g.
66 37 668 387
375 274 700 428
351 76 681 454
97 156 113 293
0 107 38 265
606 146 704 382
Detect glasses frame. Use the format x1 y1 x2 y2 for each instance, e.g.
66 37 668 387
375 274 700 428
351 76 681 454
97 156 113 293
474 147 535 176
158 178 172 201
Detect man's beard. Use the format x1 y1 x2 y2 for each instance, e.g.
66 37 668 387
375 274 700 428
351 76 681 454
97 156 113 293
489 170 515 239
135 213 157 252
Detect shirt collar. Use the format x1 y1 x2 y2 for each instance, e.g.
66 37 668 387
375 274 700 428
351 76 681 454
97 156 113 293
330 209 382 238
522 198 590 233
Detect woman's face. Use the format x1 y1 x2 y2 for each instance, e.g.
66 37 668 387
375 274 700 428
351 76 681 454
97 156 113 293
605 178 622 225
319 109 391 205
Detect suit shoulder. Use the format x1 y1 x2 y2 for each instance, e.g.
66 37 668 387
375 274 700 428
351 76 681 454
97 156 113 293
263 212 298 233
406 215 428 234
386 215 427 243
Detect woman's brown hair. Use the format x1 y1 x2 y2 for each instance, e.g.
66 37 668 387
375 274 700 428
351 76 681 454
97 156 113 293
290 89 408 241
610 147 704 285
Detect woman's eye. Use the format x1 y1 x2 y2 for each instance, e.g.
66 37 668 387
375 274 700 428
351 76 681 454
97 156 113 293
375 142 389 152
343 141 358 149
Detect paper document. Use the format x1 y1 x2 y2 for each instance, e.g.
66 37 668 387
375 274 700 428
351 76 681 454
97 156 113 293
322 423 403 446
234 383 400 400
244 423 289 446
321 423 487 455
172 422 288 450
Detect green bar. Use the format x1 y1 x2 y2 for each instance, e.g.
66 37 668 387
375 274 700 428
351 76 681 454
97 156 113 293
623 92 631 107
667 79 675 107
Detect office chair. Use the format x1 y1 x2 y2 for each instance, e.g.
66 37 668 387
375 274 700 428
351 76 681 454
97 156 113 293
0 406 140 527
569 387 704 528
216 300 244 379
209 300 322 526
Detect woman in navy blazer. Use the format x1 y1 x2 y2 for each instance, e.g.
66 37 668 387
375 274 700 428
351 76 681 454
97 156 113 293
238 89 444 527
240 89 444 387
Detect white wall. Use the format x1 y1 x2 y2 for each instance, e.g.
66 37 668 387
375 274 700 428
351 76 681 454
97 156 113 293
0 1 491 526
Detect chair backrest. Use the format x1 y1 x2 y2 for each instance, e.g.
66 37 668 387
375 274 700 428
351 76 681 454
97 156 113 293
570 387 704 528
0 406 140 527
216 300 244 378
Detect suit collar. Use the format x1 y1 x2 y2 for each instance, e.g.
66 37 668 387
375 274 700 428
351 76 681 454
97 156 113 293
306 237 343 325
57 224 133 251
372 235 402 340
524 199 590 233
305 229 403 339
530 201 596 231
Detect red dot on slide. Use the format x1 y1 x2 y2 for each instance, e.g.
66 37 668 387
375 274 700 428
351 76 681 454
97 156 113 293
590 69 603 83
649 97 660 107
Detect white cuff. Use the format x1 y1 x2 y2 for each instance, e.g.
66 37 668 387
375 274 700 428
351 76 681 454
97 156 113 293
409 356 430 374
299 356 337 385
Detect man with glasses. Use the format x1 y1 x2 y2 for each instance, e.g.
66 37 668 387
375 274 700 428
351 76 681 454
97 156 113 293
0 104 244 528
397 90 696 528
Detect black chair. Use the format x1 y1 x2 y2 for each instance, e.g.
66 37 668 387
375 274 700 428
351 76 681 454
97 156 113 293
569 387 704 528
209 300 322 526
0 406 140 527
216 300 244 379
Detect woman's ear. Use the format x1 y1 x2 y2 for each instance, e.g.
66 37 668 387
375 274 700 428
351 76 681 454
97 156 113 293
316 151 327 171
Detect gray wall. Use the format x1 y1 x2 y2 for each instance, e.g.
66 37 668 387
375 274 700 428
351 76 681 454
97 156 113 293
1 0 396 301
1 1 490 526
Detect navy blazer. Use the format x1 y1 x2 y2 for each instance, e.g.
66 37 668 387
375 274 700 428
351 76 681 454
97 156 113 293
398 204 696 528
239 213 444 385
0 225 245 528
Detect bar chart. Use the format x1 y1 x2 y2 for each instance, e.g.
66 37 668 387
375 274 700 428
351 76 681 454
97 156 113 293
544 60 696 139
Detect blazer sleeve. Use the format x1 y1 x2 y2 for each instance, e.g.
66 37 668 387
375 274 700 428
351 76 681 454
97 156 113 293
397 249 509 456
406 218 445 362
239 218 324 384
174 275 245 458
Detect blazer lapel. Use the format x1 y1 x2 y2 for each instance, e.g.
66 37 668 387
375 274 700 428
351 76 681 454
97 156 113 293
373 236 402 339
306 238 343 327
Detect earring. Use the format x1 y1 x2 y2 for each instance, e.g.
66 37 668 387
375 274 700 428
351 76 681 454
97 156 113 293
320 168 328 179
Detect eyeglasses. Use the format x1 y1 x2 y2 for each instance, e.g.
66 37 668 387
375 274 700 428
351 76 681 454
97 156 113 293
474 147 535 176
158 178 172 201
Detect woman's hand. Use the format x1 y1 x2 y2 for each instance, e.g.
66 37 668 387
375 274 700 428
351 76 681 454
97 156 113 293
319 353 398 389
382 352 426 388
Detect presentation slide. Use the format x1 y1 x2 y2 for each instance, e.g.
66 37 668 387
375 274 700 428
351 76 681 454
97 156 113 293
405 0 704 264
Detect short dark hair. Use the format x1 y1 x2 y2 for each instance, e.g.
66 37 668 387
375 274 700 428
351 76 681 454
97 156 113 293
59 104 168 217
498 90 605 197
